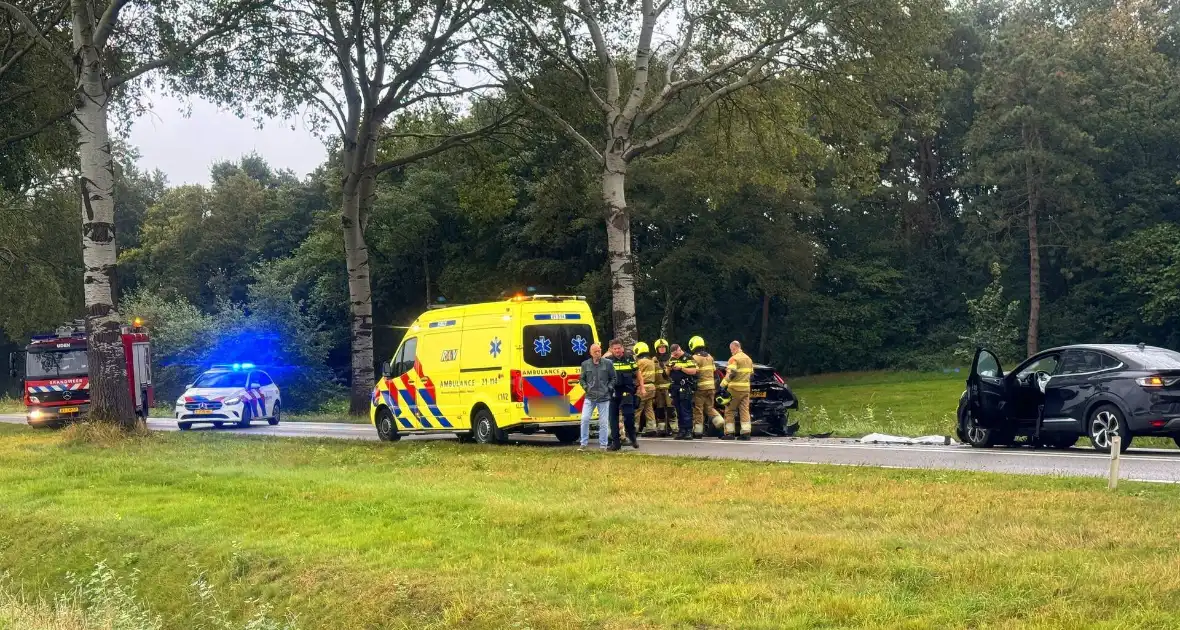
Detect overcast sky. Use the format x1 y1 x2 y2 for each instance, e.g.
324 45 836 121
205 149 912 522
127 94 327 186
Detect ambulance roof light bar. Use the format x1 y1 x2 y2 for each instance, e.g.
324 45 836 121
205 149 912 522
507 294 586 302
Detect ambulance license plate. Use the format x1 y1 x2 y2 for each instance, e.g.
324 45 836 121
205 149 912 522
750 392 766 399
59 407 79 414
195 409 213 415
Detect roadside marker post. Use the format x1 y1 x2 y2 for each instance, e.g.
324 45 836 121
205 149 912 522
1108 435 1121 489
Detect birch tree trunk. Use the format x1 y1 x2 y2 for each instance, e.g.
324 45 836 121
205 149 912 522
603 152 637 346
71 0 133 427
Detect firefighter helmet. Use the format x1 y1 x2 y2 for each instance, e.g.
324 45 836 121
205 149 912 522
633 341 650 356
716 390 732 407
654 338 669 352
688 335 706 351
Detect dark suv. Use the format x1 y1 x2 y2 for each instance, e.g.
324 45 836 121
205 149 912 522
708 360 799 436
958 344 1180 452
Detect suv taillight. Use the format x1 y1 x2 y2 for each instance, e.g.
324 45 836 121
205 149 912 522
510 370 523 402
773 372 785 385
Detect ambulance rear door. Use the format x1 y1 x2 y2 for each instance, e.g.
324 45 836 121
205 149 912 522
518 311 596 420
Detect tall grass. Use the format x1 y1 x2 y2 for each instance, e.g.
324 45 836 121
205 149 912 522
0 562 296 630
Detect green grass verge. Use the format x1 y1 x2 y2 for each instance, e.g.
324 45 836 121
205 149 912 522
788 370 1178 447
789 370 964 437
3 423 1180 628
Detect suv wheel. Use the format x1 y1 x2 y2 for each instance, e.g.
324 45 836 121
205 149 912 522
964 409 996 448
1088 405 1131 453
268 403 281 426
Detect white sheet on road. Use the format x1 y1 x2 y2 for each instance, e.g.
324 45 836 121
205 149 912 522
860 433 957 446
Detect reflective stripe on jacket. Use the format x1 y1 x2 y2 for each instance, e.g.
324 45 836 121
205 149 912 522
693 352 715 390
724 351 755 391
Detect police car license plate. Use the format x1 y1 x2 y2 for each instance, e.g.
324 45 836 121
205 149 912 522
195 409 213 415
59 407 79 414
750 392 766 399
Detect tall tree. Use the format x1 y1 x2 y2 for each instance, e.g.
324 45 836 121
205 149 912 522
1 0 273 426
485 0 941 344
213 0 515 414
967 6 1100 356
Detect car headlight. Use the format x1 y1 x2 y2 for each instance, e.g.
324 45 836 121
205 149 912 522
223 397 241 405
176 397 185 405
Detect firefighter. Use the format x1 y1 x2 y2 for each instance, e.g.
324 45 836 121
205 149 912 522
720 340 755 440
688 336 715 438
633 342 657 436
652 338 676 436
607 339 639 450
667 343 699 440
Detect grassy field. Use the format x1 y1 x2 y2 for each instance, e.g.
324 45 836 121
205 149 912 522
0 397 23 414
789 371 964 437
3 423 1180 629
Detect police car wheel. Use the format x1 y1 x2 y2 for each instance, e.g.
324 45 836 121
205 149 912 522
238 405 252 428
375 408 399 442
473 409 504 445
178 422 192 431
268 403 281 426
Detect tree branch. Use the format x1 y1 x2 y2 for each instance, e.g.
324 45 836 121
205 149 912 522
572 0 618 106
638 8 836 127
509 6 609 114
624 46 781 162
516 86 603 164
619 0 659 126
91 0 130 50
369 108 523 176
0 0 67 79
1 104 73 148
108 0 269 90
0 0 72 70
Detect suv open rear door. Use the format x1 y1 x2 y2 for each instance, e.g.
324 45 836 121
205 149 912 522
968 348 1008 427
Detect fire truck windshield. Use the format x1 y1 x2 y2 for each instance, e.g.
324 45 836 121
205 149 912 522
26 349 88 378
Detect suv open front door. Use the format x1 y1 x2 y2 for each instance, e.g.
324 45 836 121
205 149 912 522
965 348 1010 449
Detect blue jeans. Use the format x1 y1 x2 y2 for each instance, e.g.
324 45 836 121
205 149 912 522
580 399 611 447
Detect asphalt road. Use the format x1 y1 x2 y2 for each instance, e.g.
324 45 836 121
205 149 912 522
3 413 1179 483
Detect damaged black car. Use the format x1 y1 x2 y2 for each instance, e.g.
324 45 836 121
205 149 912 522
708 360 799 436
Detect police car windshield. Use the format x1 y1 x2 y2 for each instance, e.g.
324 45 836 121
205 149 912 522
192 371 248 388
25 350 88 378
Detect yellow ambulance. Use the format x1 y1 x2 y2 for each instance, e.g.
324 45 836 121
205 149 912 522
370 295 600 444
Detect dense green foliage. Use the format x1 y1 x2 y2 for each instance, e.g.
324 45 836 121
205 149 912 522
5 0 1180 407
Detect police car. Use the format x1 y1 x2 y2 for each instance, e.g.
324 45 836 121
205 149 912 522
174 364 282 430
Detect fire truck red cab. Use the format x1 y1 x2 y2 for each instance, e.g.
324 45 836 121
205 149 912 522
9 319 153 427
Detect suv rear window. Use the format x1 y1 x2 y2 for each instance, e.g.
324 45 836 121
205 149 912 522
523 324 595 368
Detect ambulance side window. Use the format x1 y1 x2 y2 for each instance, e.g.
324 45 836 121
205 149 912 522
396 338 418 376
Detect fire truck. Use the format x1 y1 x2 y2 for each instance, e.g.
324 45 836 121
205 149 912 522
8 319 154 427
